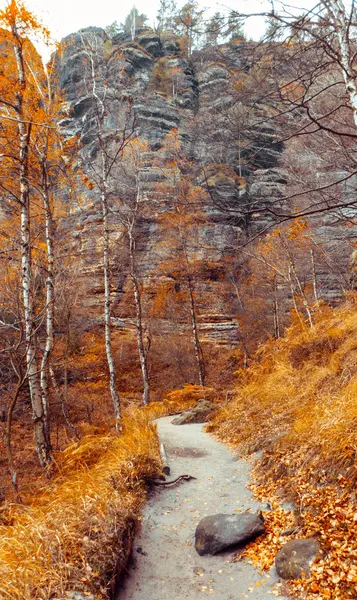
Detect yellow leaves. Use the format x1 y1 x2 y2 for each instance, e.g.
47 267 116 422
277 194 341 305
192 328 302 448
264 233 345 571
0 407 162 599
287 218 308 240
0 0 51 43
123 137 149 163
210 292 357 598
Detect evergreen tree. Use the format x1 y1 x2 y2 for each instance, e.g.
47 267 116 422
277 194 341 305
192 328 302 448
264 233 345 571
204 12 222 46
263 16 280 41
105 20 121 38
156 0 177 33
226 15 245 41
175 1 204 56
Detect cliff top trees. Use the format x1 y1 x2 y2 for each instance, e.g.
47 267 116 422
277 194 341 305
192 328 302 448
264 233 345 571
226 0 357 228
156 0 177 33
175 1 204 56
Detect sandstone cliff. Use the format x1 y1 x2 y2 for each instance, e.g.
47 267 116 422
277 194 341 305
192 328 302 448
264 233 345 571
55 26 353 391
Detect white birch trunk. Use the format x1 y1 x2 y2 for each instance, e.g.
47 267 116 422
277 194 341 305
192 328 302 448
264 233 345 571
40 162 54 445
83 36 122 427
273 274 281 338
128 230 150 405
102 185 121 427
13 30 51 467
310 248 319 304
288 265 305 327
324 0 357 127
187 274 205 387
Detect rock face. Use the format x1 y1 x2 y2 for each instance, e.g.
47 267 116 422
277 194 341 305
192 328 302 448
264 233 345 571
55 25 354 381
171 400 216 425
56 27 284 350
195 512 265 556
275 538 322 580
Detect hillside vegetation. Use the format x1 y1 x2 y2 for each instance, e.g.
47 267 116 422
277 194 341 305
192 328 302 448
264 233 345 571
0 389 200 600
208 295 357 599
3 0 357 598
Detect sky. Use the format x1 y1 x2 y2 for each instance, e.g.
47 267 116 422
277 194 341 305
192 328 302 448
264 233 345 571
0 0 271 58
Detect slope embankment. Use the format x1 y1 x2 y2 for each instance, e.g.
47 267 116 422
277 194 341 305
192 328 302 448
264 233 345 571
208 296 357 599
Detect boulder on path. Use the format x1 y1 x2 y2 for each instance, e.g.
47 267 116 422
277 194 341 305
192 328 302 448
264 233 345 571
172 400 216 425
195 512 265 556
275 538 322 580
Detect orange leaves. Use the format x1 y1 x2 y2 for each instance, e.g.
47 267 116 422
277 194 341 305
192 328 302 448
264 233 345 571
0 406 162 599
0 0 50 38
210 293 357 599
81 174 95 191
280 81 306 102
240 505 296 571
287 218 308 241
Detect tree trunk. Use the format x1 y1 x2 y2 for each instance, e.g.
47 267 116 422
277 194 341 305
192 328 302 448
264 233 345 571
187 274 205 387
49 366 80 440
273 274 281 338
324 0 357 127
310 248 319 304
288 265 305 327
6 375 24 493
40 161 54 445
129 232 150 405
102 187 121 427
281 235 313 328
13 30 52 467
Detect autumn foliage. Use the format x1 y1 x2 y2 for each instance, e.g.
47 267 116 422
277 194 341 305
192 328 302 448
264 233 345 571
208 294 357 599
0 393 200 600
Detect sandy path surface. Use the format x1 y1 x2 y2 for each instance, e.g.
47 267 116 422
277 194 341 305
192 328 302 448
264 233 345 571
116 416 287 600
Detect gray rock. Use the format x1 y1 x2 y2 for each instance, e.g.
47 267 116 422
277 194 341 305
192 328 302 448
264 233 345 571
275 538 322 580
195 512 265 556
123 46 153 70
138 33 161 57
53 592 95 600
172 400 216 425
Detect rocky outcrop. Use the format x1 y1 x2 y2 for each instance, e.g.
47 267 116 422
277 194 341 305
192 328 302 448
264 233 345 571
171 400 216 424
275 538 322 580
195 512 265 556
57 27 272 352
55 25 353 374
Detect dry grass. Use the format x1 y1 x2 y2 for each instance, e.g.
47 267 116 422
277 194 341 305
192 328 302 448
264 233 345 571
146 383 216 419
208 297 357 481
0 395 195 600
208 294 357 599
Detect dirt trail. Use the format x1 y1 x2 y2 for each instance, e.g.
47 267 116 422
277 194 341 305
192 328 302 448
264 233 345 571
116 416 287 600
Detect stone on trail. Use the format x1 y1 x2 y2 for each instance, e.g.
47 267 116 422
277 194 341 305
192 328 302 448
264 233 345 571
52 592 96 600
275 538 322 580
195 512 265 556
172 400 216 425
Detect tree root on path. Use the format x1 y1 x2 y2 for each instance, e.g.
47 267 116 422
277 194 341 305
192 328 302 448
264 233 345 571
150 474 197 486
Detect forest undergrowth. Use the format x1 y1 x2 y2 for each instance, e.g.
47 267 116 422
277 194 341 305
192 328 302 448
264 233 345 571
0 385 201 600
208 293 357 599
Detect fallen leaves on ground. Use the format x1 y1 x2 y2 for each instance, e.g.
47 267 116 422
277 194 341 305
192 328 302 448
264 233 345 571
237 458 357 599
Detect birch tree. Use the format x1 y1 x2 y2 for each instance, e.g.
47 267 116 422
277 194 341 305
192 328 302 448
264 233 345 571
0 1 54 466
157 131 206 387
78 31 135 426
114 140 151 405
